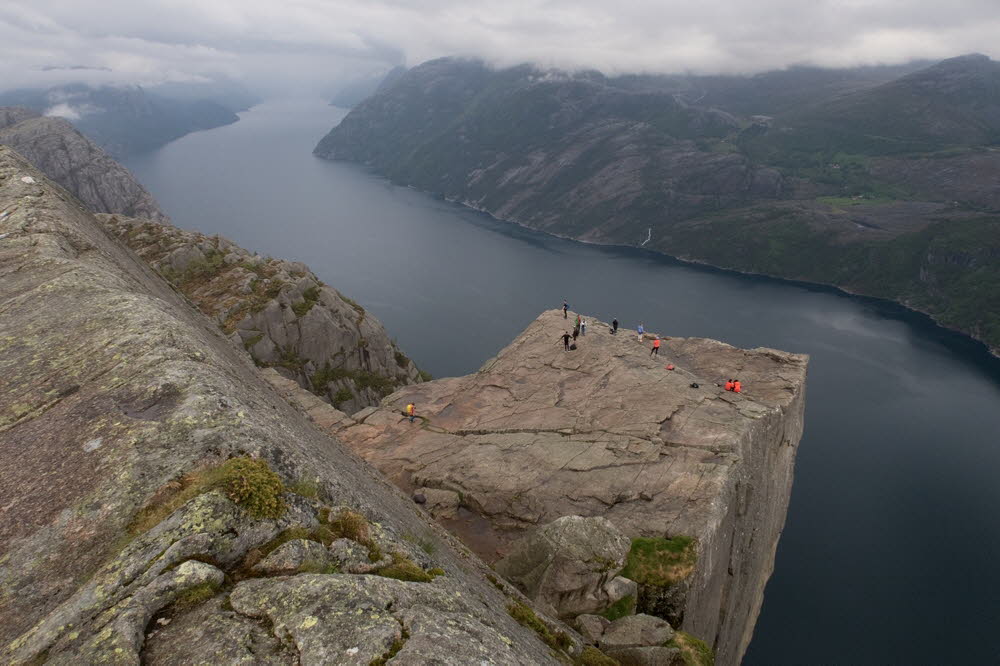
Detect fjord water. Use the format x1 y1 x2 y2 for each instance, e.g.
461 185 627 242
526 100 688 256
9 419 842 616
126 99 1000 664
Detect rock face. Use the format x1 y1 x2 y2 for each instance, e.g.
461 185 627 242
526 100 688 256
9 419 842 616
0 107 166 221
0 146 565 664
494 515 632 619
301 309 807 664
100 214 423 412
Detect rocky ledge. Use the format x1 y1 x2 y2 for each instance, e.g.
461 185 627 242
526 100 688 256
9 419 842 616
100 214 424 412
272 309 808 664
0 146 571 664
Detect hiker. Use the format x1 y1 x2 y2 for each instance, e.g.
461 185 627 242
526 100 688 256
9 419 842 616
724 379 734 392
580 318 587 335
733 379 742 393
637 323 644 342
612 318 619 334
560 331 572 351
563 301 568 319
406 402 415 423
572 326 580 342
650 337 661 356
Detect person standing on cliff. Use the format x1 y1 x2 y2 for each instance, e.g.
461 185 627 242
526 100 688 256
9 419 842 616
637 323 644 342
560 331 572 351
406 402 415 422
572 325 580 342
580 318 587 336
612 318 619 334
650 337 661 356
563 301 568 319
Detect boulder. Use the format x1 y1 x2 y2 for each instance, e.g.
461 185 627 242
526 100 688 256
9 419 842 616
495 515 631 619
599 614 674 650
604 646 684 666
252 539 334 576
417 487 462 519
576 614 610 644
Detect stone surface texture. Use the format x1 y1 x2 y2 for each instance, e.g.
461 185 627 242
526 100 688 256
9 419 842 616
281 308 807 665
0 107 166 221
599 614 675 649
495 515 631 619
0 147 562 664
99 214 423 412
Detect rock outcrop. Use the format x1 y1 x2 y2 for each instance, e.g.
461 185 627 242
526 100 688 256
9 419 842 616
100 214 423 412
0 107 166 221
273 309 807 664
0 146 570 664
494 515 633 619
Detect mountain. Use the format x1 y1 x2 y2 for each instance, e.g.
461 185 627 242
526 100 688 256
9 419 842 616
316 55 1000 354
330 66 408 108
0 83 253 156
0 107 166 220
100 214 426 412
0 145 564 665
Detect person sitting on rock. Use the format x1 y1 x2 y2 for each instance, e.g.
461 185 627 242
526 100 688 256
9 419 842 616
560 331 572 351
650 337 661 356
724 378 734 391
733 379 742 393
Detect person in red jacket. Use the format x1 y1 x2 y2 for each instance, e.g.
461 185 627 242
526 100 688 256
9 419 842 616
733 379 742 393
650 337 661 356
724 379 734 391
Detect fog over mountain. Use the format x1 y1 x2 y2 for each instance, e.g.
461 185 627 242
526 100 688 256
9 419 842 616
3 1 999 94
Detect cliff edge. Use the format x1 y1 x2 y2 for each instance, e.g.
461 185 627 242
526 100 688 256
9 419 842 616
0 146 567 664
276 310 808 665
0 107 166 221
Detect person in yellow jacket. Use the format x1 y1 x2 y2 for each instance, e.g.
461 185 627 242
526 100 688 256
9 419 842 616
406 403 415 423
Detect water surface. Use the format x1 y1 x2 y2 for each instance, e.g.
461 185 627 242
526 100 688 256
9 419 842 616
126 99 1000 664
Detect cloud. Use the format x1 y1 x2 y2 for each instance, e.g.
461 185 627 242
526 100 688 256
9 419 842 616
1 0 998 94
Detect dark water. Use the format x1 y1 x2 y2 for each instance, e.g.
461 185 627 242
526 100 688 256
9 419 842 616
126 99 1000 664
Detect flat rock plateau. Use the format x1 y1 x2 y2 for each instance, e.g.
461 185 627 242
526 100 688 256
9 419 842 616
269 310 809 664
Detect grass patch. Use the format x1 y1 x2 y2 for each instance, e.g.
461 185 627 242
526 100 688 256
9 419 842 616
369 629 409 666
620 536 696 588
129 457 286 535
333 387 353 408
394 351 410 368
418 370 433 382
576 645 620 666
173 580 221 610
402 532 436 555
507 602 572 652
669 631 714 666
375 552 437 582
322 508 382 560
291 285 321 317
600 594 636 621
288 478 320 499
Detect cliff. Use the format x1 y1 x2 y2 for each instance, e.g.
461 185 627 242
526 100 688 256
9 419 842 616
266 310 809 665
0 146 570 664
315 56 1000 355
0 107 166 221
100 214 424 412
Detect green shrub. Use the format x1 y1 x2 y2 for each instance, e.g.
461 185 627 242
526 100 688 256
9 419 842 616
288 478 320 499
376 553 434 582
669 631 714 666
333 387 353 407
507 602 570 651
219 457 286 519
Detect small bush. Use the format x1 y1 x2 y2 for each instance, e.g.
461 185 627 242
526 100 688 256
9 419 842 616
333 387 353 407
670 631 714 666
418 370 433 382
376 553 434 582
288 478 320 499
394 351 410 368
219 458 286 519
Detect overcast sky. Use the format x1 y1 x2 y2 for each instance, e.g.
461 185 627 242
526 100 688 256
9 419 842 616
2 0 998 93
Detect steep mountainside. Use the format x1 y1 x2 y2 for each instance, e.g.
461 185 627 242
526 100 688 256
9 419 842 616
316 55 1000 354
0 107 166 220
0 83 247 156
101 214 424 412
0 146 568 665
